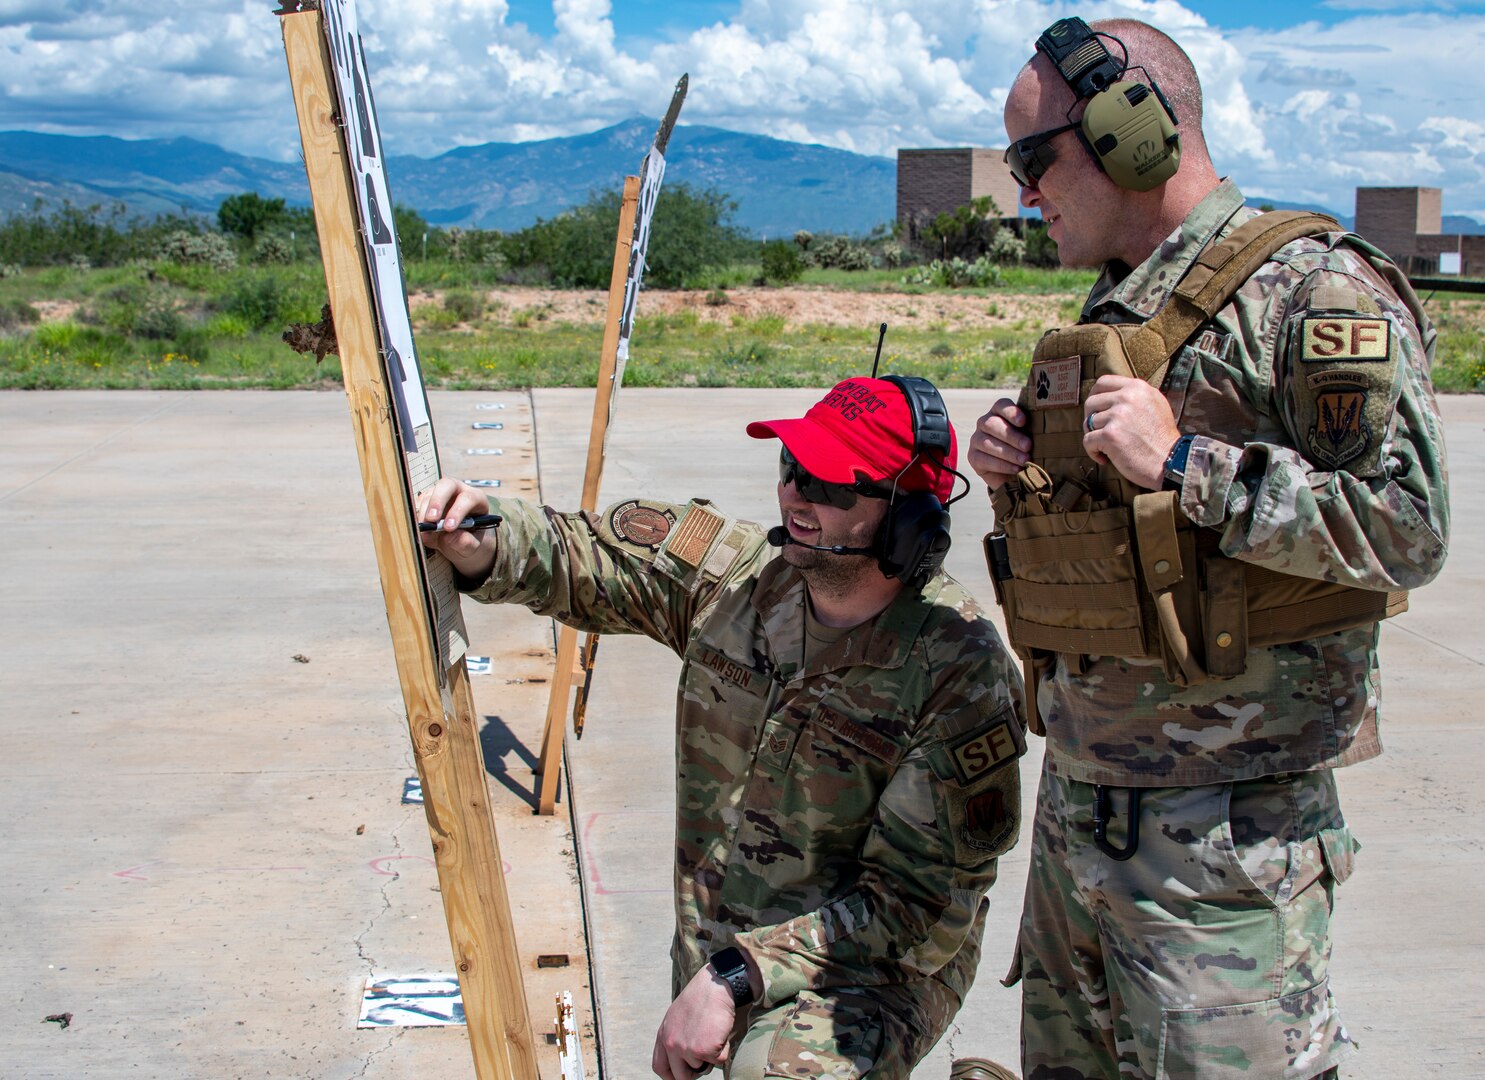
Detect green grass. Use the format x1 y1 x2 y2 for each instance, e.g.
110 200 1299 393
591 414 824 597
2 260 1481 392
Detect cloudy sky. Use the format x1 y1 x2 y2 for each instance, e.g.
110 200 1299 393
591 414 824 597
2 0 1483 218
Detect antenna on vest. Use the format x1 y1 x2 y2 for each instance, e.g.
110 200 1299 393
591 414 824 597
871 322 888 377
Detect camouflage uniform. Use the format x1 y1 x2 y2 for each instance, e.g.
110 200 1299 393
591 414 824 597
463 495 1026 1078
1007 180 1450 1079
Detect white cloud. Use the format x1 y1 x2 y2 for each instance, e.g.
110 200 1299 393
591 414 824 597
0 0 1482 217
1225 12 1485 215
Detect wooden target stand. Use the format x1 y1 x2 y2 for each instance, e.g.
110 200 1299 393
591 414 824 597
533 74 686 815
280 8 537 1079
533 176 641 816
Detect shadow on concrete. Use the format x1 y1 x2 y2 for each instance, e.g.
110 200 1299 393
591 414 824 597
479 713 553 811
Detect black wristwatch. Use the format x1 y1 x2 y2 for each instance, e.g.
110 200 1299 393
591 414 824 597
1162 433 1196 491
707 946 755 1007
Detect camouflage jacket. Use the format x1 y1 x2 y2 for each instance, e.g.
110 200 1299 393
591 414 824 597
464 496 1025 1010
1039 178 1450 787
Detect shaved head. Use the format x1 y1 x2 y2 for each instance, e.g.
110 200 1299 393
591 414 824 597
1003 16 1220 268
1091 19 1204 132
1008 18 1207 149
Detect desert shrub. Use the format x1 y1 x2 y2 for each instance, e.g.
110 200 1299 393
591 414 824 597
813 236 873 271
218 271 322 330
0 298 39 330
442 289 485 323
904 257 1004 289
92 282 172 337
987 229 1027 264
759 240 804 284
501 184 747 288
159 230 238 272
254 234 293 265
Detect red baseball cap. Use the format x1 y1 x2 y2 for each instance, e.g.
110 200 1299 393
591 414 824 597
746 377 957 503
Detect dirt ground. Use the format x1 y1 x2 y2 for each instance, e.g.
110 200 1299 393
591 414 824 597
409 285 1070 330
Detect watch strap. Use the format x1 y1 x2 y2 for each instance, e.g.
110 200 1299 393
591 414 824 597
1162 433 1196 490
707 946 755 1007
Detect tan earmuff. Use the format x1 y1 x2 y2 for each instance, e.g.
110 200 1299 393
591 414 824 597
1036 16 1181 192
1078 79 1180 191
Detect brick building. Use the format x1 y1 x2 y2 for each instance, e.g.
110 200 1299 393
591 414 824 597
896 148 1021 242
1354 186 1485 277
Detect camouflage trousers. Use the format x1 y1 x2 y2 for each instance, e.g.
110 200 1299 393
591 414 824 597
725 978 960 1080
1006 761 1360 1080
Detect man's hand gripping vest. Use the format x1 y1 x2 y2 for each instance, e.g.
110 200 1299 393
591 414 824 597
985 213 1408 733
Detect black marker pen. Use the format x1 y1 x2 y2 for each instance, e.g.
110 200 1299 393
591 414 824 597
417 513 503 533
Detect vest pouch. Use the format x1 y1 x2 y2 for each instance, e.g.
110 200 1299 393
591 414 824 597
999 497 1150 664
1133 491 1209 688
1199 545 1249 678
1242 565 1407 646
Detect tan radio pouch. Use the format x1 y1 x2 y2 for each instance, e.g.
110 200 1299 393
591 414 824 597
986 211 1408 734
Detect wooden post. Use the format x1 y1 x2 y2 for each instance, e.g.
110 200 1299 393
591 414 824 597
280 11 537 1078
533 174 642 816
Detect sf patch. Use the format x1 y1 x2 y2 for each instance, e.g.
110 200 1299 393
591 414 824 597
947 710 1025 785
608 499 675 549
1301 317 1390 362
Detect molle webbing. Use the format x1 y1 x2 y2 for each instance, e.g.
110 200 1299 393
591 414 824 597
991 209 1408 703
1121 211 1341 382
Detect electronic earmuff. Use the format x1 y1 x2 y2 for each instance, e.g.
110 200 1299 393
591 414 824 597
1036 17 1180 192
876 374 956 585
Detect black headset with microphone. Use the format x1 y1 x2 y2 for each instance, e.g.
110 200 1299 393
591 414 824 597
768 334 965 586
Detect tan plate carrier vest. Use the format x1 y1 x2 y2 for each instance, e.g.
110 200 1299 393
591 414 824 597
985 211 1408 734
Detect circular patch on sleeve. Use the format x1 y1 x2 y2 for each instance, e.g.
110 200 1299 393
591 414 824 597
609 501 675 549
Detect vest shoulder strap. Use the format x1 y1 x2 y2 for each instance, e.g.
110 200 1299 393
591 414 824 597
1123 210 1341 384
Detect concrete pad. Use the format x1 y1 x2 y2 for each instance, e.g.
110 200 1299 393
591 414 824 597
4 387 1481 1080
1 390 589 1079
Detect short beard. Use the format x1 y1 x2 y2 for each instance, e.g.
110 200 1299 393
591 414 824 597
784 545 880 597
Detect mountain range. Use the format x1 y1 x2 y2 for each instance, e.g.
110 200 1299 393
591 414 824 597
3 123 1483 238
0 121 896 237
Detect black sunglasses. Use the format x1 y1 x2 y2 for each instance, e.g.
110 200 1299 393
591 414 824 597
1004 121 1081 189
779 448 893 510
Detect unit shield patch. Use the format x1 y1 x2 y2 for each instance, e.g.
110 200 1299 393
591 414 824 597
1289 309 1401 477
608 499 676 550
1308 370 1371 469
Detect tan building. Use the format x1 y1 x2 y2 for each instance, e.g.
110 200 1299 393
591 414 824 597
896 148 1020 241
1354 186 1484 277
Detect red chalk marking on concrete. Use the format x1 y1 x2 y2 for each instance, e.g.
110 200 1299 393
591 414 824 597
581 811 671 896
